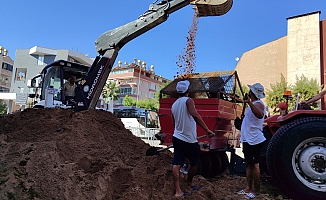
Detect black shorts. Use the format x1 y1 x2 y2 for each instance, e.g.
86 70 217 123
172 136 200 166
242 141 265 165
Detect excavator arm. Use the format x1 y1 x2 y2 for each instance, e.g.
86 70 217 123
74 0 233 111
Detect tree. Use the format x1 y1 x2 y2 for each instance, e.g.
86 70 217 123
137 98 159 111
265 74 321 113
155 81 172 101
265 74 289 113
123 95 136 106
102 81 120 101
0 100 7 116
292 75 320 109
235 84 249 99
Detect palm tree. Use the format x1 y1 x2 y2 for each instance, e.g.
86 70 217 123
102 81 120 104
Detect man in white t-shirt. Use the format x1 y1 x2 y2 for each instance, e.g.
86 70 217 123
171 80 215 197
237 83 266 199
64 76 77 102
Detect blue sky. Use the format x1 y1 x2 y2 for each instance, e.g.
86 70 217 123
1 0 325 80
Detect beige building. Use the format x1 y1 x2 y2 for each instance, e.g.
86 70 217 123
0 46 15 113
108 60 169 108
236 11 326 109
0 46 13 93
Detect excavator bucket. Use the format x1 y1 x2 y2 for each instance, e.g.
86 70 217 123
190 0 233 17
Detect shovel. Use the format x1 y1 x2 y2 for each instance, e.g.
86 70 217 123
146 135 208 156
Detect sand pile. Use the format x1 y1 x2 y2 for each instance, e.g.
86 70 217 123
0 108 283 200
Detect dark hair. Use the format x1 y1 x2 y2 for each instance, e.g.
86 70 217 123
178 89 189 97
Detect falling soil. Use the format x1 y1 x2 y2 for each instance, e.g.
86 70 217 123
0 108 289 200
175 8 199 80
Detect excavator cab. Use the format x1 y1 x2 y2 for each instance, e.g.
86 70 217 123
30 60 90 107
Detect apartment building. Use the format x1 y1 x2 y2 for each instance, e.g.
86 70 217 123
0 46 15 114
8 46 93 112
235 11 326 109
0 46 13 93
108 60 170 108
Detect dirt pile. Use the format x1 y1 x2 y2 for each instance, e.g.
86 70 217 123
0 108 284 200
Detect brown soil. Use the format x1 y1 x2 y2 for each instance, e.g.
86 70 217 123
0 108 289 200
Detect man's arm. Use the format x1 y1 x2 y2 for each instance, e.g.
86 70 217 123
64 82 68 91
243 94 265 119
186 98 215 137
303 87 326 104
248 101 265 119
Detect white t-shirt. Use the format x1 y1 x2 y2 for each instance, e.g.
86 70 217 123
171 97 197 143
64 82 76 97
240 100 266 145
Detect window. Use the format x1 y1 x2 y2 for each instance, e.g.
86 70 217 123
149 92 155 98
120 87 133 94
0 86 9 92
38 55 44 65
41 66 62 101
111 68 134 74
149 83 156 90
15 68 27 81
2 62 13 71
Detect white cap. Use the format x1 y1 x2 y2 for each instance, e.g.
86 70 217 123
248 83 265 99
176 80 190 93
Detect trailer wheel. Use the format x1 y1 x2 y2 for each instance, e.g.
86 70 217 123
200 153 211 178
208 152 221 177
196 159 202 175
217 151 229 174
266 117 326 200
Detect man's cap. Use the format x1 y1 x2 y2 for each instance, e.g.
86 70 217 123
248 83 265 99
176 80 190 93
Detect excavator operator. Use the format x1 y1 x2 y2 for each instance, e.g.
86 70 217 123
64 76 77 103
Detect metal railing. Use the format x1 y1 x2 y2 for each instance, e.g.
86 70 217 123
125 127 161 146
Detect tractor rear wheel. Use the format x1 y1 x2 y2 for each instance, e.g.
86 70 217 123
266 117 326 200
208 152 221 177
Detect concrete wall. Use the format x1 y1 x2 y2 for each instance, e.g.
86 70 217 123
235 36 287 92
287 12 321 85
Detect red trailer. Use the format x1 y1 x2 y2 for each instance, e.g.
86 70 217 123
156 70 245 178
